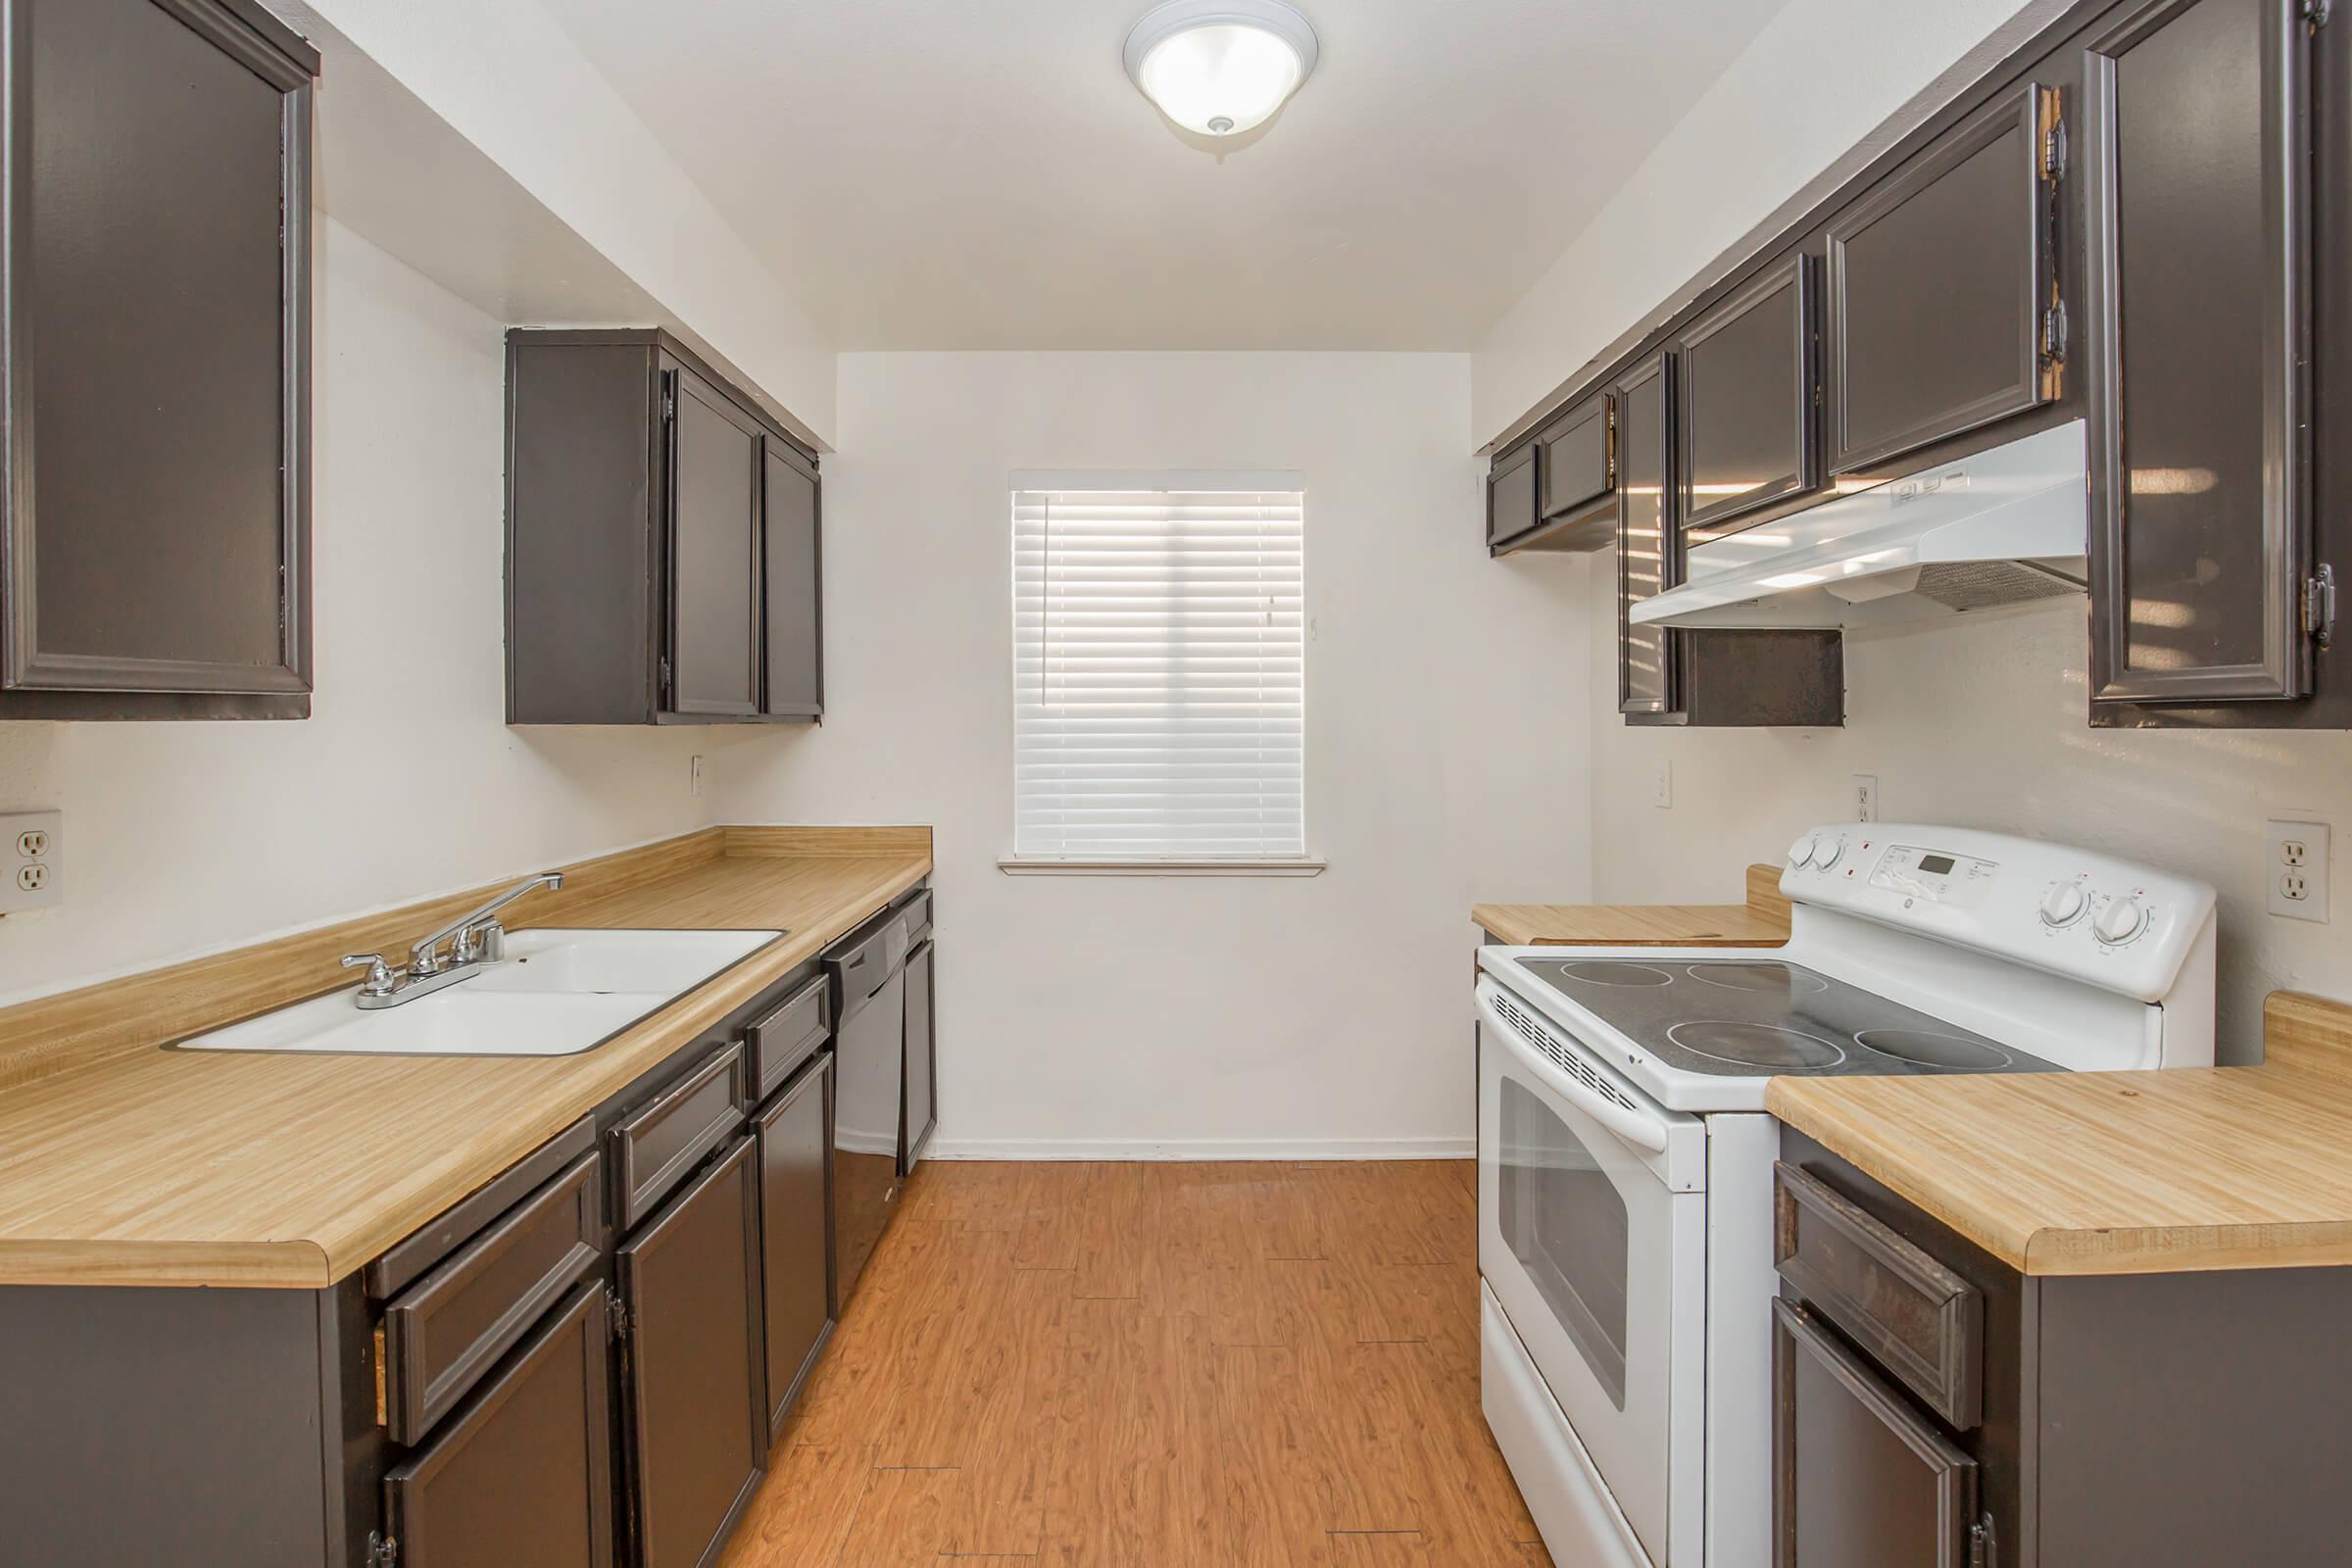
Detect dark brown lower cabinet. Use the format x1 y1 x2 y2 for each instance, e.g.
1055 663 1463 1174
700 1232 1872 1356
381 1283 616 1568
901 940 937 1176
758 1053 835 1440
618 1137 766 1568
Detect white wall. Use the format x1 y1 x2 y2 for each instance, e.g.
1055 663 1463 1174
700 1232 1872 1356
713 352 1591 1156
1581 567 2352 1060
0 219 747 1006
1472 0 2038 446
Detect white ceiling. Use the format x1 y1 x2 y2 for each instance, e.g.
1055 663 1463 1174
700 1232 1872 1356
538 0 1792 351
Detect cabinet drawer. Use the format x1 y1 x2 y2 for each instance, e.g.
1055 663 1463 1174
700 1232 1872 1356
379 1151 603 1446
613 1044 748 1231
747 973 831 1102
894 887 934 946
1775 1161 1982 1429
368 1118 596 1299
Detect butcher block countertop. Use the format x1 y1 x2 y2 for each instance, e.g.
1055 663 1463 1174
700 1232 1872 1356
1474 862 1790 947
1771 991 2352 1277
0 826 930 1290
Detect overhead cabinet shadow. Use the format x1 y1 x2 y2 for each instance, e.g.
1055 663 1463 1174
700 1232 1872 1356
0 0 317 720
507 329 824 726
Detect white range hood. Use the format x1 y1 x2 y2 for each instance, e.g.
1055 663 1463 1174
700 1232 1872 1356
1630 419 2089 630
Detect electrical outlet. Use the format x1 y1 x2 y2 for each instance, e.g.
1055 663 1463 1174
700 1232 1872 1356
1651 760 1673 809
0 808 61 914
690 755 706 800
1852 773 1880 823
2267 818 2330 923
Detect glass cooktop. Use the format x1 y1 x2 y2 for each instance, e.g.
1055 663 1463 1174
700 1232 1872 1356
1512 957 2063 1079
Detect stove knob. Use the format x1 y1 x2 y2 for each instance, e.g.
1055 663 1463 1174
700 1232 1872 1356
1811 834 1845 869
2038 882 2088 928
1788 833 1818 867
2092 894 2148 946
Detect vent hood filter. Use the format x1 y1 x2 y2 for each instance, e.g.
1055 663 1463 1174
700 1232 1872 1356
1631 419 2089 630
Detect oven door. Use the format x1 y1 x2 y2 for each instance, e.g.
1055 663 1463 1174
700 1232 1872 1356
1477 978 1705 1568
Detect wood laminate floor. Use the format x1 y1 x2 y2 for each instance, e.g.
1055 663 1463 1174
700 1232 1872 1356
719 1159 1551 1567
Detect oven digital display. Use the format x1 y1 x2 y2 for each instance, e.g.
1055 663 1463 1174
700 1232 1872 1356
1917 854 1957 875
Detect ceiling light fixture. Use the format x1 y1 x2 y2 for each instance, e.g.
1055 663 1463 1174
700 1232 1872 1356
1122 0 1320 139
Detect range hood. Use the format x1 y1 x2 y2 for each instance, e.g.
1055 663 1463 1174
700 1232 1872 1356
1631 419 2089 630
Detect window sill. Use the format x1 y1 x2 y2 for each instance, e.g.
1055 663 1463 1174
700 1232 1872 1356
997 857 1327 879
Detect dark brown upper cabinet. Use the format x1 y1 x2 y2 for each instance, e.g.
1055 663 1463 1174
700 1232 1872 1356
1826 80 2061 476
1485 439 1541 553
1616 354 1678 717
2084 0 2322 713
1488 392 1619 556
1616 349 1845 729
1674 252 1822 543
506 328 824 725
0 0 317 721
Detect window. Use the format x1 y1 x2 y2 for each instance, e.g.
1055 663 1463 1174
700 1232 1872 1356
1010 474 1308 867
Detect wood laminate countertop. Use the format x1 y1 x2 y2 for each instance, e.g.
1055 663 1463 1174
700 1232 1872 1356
1474 862 1791 947
0 826 931 1290
1770 991 2352 1277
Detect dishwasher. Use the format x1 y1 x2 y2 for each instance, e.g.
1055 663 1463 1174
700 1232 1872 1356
825 904 910 1304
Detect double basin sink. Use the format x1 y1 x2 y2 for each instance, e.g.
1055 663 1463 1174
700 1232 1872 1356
179 929 782 1057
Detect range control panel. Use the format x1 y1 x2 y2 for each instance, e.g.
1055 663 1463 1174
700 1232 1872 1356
1782 823 2218 1003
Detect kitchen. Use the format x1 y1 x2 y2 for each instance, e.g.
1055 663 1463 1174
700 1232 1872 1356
2 0 2351 1564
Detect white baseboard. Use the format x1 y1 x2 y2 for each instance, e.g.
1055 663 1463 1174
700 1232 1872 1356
922 1136 1475 1162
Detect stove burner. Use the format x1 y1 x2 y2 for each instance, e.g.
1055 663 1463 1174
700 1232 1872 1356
1685 962 1829 998
1546 961 1676 988
1665 1020 1848 1070
1854 1029 2015 1071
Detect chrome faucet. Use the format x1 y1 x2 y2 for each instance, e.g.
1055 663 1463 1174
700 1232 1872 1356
339 871 564 1009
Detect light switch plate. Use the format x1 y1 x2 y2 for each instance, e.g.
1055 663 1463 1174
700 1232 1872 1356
2267 818 2330 922
1651 760 1673 809
0 808 62 914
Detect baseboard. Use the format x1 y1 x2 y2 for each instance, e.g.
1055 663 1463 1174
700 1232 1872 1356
922 1136 1475 1161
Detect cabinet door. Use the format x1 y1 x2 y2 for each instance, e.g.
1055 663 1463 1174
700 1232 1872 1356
901 940 936 1176
382 1283 615 1568
1539 394 1617 523
1486 441 1541 550
1676 252 1821 539
1773 1298 1978 1568
664 367 761 717
758 1054 834 1440
1616 352 1679 716
761 440 824 719
4 0 312 700
1827 81 2056 474
618 1137 765 1568
2085 0 2315 704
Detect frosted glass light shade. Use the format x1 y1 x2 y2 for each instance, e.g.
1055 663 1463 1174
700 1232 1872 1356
1123 1 1319 137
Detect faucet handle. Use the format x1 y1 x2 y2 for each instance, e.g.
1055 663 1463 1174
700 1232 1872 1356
341 953 397 998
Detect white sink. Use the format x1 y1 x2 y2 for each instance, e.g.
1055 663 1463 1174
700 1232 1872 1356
177 927 781 1057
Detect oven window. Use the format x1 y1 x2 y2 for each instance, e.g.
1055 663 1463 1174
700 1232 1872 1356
1498 1077 1631 1407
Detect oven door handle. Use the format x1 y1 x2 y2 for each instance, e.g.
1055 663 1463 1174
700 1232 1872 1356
1477 984 1671 1154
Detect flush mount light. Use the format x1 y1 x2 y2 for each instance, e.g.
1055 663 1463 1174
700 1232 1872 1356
1123 0 1320 138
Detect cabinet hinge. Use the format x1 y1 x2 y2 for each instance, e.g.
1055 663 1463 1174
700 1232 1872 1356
2041 117 2068 180
657 655 672 703
2039 300 2070 367
1969 1514 1998 1568
2304 564 2337 648
367 1532 398 1568
606 1284 630 1342
2304 0 2330 28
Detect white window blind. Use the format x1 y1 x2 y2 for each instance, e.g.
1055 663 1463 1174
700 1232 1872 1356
1012 483 1305 861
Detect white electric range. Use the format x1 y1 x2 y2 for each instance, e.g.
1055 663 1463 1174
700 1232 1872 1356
1472 824 2217 1568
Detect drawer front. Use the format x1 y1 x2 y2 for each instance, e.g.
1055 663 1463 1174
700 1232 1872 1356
748 973 831 1102
613 1044 749 1231
1774 1161 1983 1429
380 1150 604 1446
1538 393 1615 522
367 1118 595 1299
895 887 934 947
